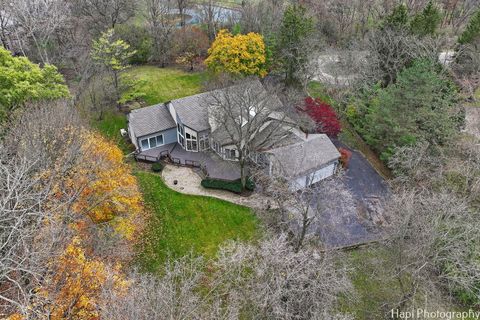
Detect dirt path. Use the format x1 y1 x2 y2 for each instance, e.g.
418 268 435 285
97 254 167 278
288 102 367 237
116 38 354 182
161 165 270 209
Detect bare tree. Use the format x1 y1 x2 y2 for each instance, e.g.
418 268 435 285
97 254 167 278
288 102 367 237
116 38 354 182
101 256 209 320
360 28 440 86
7 0 70 64
385 189 480 310
0 102 85 316
145 0 176 67
198 0 221 40
70 0 136 33
102 236 353 320
255 167 356 251
214 235 353 320
207 79 293 190
176 0 191 27
239 0 285 36
0 0 12 50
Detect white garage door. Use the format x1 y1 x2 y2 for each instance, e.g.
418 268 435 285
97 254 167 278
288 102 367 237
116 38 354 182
290 163 336 191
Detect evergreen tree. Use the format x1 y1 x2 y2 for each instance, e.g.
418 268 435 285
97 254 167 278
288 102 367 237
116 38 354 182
458 9 480 45
410 1 442 37
277 4 314 85
384 4 409 30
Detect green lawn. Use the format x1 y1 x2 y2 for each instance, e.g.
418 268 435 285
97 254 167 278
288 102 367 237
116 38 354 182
92 111 133 154
136 171 259 272
122 66 206 106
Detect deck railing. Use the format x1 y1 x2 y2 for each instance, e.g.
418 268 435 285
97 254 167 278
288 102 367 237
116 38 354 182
136 150 205 171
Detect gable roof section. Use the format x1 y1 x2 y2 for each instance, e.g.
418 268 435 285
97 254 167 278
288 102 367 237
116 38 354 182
266 134 340 178
170 92 212 132
128 103 176 138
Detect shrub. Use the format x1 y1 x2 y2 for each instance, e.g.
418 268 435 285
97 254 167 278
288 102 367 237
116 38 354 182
338 147 352 168
303 97 341 137
151 162 164 172
201 177 255 193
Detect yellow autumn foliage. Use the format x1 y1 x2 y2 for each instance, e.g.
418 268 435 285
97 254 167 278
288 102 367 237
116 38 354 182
40 238 129 320
205 29 268 77
66 131 144 240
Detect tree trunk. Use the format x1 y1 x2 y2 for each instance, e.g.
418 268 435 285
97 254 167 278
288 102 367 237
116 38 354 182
294 215 308 253
240 157 246 191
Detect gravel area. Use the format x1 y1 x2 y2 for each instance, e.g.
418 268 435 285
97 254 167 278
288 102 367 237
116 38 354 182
161 165 270 209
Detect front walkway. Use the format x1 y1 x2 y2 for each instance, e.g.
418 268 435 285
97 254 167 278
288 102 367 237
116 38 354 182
161 165 269 209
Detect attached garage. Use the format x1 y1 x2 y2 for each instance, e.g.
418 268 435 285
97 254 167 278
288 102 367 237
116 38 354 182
266 134 341 191
292 162 338 190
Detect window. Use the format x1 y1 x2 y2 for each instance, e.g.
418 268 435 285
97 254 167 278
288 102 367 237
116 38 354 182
141 139 149 150
199 135 210 151
149 137 157 148
140 134 164 151
225 149 236 160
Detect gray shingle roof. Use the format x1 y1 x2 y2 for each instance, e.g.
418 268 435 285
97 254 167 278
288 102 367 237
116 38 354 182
170 92 212 132
266 134 341 178
128 103 176 138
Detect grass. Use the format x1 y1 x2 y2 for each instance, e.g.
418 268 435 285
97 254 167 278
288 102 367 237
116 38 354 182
339 247 408 319
91 111 133 154
122 66 206 106
136 171 259 272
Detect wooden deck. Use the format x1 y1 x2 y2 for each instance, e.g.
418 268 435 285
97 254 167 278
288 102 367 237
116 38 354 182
136 143 241 181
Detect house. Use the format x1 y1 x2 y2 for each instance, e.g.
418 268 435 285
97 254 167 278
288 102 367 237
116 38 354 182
127 80 340 190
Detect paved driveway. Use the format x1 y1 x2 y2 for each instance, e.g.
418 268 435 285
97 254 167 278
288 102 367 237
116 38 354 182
313 140 390 249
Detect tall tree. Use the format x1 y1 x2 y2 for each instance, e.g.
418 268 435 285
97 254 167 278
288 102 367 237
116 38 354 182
205 29 268 77
174 27 210 71
91 29 136 101
199 0 221 41
71 0 136 33
384 3 409 30
0 47 69 123
410 0 442 36
7 0 70 64
144 0 176 67
207 79 290 190
277 4 315 85
458 8 480 45
176 0 191 27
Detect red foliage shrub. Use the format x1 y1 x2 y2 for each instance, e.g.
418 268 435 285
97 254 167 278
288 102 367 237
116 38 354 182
304 97 341 137
338 147 352 169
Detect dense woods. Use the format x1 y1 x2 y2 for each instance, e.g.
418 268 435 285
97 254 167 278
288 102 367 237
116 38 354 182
1 0 480 319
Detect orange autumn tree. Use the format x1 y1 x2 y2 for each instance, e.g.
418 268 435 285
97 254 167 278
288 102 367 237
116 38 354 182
205 29 268 77
68 131 144 240
41 238 128 320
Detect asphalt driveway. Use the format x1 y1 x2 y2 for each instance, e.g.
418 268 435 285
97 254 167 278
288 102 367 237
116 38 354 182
314 140 390 249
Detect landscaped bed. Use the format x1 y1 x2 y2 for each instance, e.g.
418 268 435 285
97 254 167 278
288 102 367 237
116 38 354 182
136 171 259 272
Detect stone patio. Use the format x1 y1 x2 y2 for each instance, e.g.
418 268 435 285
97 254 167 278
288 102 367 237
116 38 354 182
162 165 269 209
137 143 241 181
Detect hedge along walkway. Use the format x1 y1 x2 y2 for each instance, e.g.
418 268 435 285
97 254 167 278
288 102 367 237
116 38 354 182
161 165 271 209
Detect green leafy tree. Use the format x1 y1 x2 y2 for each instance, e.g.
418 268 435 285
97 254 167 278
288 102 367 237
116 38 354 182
0 47 69 122
384 4 409 30
410 1 442 37
91 29 136 101
458 9 480 45
277 4 314 85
